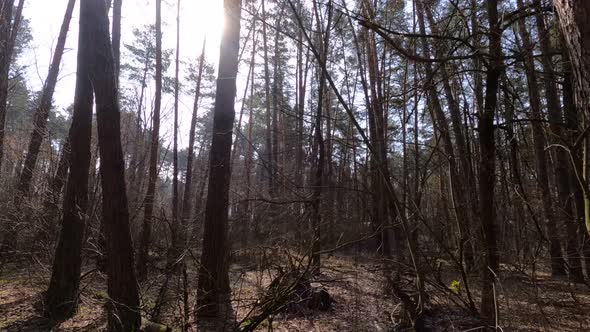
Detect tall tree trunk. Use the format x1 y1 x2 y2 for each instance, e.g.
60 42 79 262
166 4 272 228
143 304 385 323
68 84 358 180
261 0 274 196
534 0 583 281
35 133 71 249
553 0 590 236
43 0 93 320
152 1 182 319
501 77 528 263
271 6 284 194
180 39 206 237
479 0 502 325
108 1 122 249
17 0 76 196
112 0 122 79
244 52 255 245
309 0 332 271
295 0 309 244
516 0 566 275
470 0 484 115
362 0 392 257
417 0 471 266
85 0 141 330
196 0 241 321
0 0 22 179
325 91 334 244
137 0 163 280
236 22 256 248
424 4 478 266
563 51 590 278
171 0 181 259
127 51 151 203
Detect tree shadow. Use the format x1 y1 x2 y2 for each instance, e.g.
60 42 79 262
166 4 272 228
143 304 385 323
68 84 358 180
5 315 57 332
195 298 237 332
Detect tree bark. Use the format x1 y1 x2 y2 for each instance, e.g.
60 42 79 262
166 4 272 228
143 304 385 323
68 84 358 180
127 49 151 203
171 0 181 259
561 48 590 278
235 22 256 248
295 2 308 232
36 134 71 248
271 6 284 194
479 0 501 325
43 0 93 320
516 0 566 276
112 0 122 79
84 0 141 329
260 0 274 196
361 0 392 257
0 0 22 178
196 0 241 320
151 0 182 320
17 0 76 196
533 0 583 281
417 0 472 267
137 0 163 280
180 39 206 238
553 0 590 237
309 0 333 270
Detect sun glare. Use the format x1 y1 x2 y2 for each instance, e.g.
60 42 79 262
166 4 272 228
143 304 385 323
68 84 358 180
189 0 224 44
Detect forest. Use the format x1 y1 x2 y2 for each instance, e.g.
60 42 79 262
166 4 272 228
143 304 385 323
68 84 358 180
1 0 590 331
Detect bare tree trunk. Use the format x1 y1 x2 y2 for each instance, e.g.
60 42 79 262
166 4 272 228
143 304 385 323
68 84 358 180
533 0 583 281
180 39 206 236
112 0 122 79
261 0 274 196
501 77 529 262
295 0 310 244
151 0 182 321
470 0 484 115
85 0 141 329
480 0 501 325
417 0 471 267
108 2 122 266
309 0 333 271
43 0 93 320
516 0 566 275
137 0 163 280
553 0 590 237
237 22 256 248
563 52 590 278
127 52 151 203
362 0 392 257
36 133 71 248
196 0 241 321
17 0 76 196
0 0 22 179
325 91 334 244
424 3 478 267
271 6 284 194
244 57 255 245
171 0 181 259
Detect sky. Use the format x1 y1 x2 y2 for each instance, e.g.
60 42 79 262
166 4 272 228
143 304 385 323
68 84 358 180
20 0 225 147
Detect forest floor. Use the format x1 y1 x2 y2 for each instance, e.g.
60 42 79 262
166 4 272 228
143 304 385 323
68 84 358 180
1 253 590 331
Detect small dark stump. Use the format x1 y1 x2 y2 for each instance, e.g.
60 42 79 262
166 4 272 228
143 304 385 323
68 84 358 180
240 271 334 331
266 271 333 315
307 288 332 311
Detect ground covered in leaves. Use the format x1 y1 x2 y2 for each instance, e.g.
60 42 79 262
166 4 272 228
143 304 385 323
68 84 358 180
1 254 589 331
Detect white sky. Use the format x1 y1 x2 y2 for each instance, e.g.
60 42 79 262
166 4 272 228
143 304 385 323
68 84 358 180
21 0 225 147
